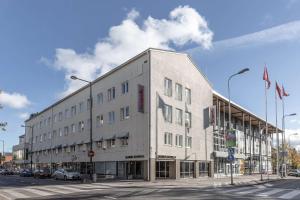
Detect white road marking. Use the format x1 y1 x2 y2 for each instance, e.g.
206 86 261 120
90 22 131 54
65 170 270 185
104 196 117 199
236 188 265 195
257 189 285 196
222 186 251 193
279 190 300 199
1 190 29 200
52 185 83 192
0 193 10 200
42 186 71 194
134 189 157 196
23 188 54 196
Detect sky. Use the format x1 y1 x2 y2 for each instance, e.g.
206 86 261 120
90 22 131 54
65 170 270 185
1 0 300 152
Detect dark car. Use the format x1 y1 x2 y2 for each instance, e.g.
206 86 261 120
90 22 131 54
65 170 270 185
20 169 33 177
0 169 13 175
33 168 51 178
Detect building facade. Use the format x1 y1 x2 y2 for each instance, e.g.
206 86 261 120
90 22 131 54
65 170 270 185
12 134 29 169
23 49 278 180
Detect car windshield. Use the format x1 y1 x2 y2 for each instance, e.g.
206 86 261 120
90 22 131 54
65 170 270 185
65 169 74 172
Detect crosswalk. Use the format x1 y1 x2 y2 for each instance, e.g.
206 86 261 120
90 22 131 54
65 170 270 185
210 185 300 199
0 183 111 200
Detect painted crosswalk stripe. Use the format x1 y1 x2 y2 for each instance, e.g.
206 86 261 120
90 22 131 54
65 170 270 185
222 187 251 193
3 189 29 199
278 190 300 199
23 188 54 196
0 192 11 200
236 188 265 195
257 189 285 196
134 189 157 196
42 186 71 194
52 185 83 192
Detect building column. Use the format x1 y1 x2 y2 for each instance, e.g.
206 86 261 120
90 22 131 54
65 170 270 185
194 160 199 178
149 158 156 181
175 159 181 179
209 160 214 177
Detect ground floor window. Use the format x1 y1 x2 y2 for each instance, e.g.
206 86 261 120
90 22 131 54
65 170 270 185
156 161 170 179
180 161 194 178
199 161 209 177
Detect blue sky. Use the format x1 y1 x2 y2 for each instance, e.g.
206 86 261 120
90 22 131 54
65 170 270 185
1 0 300 152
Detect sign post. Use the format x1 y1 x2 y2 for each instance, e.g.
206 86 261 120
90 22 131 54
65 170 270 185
226 129 237 185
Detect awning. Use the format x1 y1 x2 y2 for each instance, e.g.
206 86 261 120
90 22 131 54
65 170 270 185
63 144 69 148
117 132 129 139
106 135 116 140
95 137 104 142
70 142 76 147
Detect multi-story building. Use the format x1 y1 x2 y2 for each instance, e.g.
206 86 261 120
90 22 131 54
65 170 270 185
23 48 279 180
12 134 29 169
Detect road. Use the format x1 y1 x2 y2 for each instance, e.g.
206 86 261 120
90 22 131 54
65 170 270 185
1 175 300 199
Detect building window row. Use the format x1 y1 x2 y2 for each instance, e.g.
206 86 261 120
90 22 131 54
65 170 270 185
164 77 191 105
163 105 191 127
164 132 191 148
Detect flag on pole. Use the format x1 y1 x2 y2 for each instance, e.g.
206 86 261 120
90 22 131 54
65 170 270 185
263 67 271 89
282 85 289 97
276 82 282 100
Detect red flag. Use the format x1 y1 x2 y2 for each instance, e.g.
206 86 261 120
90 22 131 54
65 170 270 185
263 67 271 89
282 85 289 97
276 82 282 100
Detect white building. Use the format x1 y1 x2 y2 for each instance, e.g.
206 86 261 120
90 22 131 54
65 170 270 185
23 48 279 180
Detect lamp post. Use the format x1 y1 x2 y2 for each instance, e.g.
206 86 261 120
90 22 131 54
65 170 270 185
282 113 296 177
228 68 250 185
21 125 34 172
70 75 94 180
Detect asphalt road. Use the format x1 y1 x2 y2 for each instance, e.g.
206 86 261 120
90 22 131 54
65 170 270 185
1 175 300 200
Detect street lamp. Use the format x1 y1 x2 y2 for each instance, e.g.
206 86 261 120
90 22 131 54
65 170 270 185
21 125 34 172
70 75 94 180
282 113 296 177
228 68 250 185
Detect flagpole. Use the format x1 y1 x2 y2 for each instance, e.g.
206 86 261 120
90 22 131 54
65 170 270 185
265 80 269 180
282 96 285 177
275 84 280 177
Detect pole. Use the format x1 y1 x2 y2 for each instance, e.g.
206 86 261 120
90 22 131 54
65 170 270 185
275 86 280 177
30 126 33 172
265 81 269 179
228 76 234 185
89 82 93 180
259 122 263 181
282 98 285 177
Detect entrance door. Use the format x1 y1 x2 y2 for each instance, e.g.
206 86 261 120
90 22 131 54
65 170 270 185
156 161 170 179
126 161 144 179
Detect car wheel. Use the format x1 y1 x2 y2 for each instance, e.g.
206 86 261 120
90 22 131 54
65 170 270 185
64 176 67 181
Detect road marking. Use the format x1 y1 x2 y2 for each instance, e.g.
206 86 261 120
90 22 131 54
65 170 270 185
52 185 83 192
42 186 71 194
222 186 251 193
257 189 285 196
0 193 10 200
104 196 117 199
278 190 300 199
236 188 265 195
23 188 54 196
134 189 157 196
1 190 29 200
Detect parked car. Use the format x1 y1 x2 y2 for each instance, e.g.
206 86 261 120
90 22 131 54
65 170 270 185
52 169 81 180
20 169 33 177
288 169 300 177
33 168 51 178
0 169 13 175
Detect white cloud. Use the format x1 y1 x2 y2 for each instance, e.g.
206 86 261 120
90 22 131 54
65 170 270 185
188 20 300 53
284 129 300 148
18 112 29 120
44 5 213 97
0 91 31 109
289 119 300 125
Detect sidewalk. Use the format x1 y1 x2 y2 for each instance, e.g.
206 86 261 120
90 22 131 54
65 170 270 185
92 174 282 189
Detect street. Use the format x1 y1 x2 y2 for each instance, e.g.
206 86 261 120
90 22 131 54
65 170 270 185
1 176 300 200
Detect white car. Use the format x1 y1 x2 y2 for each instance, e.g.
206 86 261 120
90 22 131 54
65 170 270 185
52 169 81 180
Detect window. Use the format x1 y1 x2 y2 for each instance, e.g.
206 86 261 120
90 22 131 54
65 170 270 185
53 130 57 138
79 102 84 113
164 104 172 123
175 83 182 101
199 162 209 177
138 85 145 113
121 138 128 146
97 141 103 148
164 132 173 146
48 132 51 139
185 88 191 105
59 128 62 137
64 109 69 119
59 112 63 121
87 98 91 110
186 136 192 148
47 117 51 126
78 121 84 132
185 112 192 127
71 106 76 117
107 139 116 148
109 111 115 124
97 93 103 104
40 135 43 142
53 114 57 123
108 87 116 101
175 134 183 147
180 162 194 178
120 106 130 120
96 115 103 127
71 124 76 133
39 121 42 129
64 126 69 136
122 81 129 94
164 78 172 97
175 108 183 125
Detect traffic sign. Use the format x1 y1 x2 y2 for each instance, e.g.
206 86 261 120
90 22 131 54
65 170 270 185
227 154 235 162
88 150 95 157
228 147 235 155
